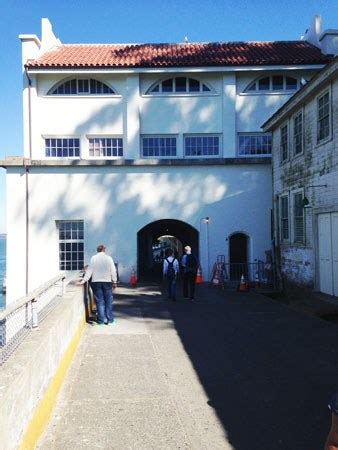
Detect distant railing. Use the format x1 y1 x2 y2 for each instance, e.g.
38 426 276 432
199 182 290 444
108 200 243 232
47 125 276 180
0 274 66 365
210 259 277 289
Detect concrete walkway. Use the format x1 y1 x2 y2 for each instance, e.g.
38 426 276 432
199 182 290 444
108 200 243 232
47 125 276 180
37 283 338 450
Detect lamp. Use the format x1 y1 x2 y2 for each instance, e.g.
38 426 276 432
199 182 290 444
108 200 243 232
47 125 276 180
302 197 312 209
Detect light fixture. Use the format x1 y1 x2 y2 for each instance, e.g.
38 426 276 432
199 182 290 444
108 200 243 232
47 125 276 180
302 197 312 209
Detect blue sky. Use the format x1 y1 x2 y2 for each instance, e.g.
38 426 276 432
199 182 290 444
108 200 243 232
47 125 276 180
0 0 337 233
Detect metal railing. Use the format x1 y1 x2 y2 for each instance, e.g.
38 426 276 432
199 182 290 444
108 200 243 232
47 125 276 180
0 274 66 365
210 260 277 289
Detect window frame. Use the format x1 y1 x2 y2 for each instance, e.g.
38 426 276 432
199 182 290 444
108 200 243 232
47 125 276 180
243 75 299 95
293 110 304 157
47 78 118 96
237 132 272 157
87 136 124 158
292 191 305 244
184 134 221 158
280 194 290 243
317 89 331 145
44 136 81 159
57 220 84 271
141 135 178 158
145 77 215 96
279 123 289 164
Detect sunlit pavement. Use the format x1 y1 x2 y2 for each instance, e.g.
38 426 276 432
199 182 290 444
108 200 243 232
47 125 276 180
37 283 338 449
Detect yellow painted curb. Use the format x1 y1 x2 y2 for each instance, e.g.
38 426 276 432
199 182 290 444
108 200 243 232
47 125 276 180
19 317 86 450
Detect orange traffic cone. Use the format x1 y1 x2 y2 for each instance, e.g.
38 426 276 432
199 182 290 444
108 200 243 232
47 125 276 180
239 274 248 292
195 267 202 284
130 267 137 287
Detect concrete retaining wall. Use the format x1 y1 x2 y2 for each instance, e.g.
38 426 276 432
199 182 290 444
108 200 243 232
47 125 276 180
0 282 85 450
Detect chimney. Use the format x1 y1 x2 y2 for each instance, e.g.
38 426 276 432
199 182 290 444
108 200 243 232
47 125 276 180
303 15 338 56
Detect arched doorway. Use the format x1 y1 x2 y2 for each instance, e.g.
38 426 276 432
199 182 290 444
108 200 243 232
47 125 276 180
137 219 198 280
229 232 248 280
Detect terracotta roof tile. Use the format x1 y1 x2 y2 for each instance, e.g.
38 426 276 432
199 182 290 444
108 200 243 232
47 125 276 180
26 41 331 69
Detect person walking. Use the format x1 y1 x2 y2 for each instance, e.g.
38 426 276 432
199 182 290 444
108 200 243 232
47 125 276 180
181 245 198 301
81 244 117 325
163 248 179 301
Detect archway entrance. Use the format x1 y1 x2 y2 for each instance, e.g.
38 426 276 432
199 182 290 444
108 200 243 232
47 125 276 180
229 232 248 279
137 219 198 281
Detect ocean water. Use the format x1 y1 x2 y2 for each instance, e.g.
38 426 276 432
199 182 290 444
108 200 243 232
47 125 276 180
0 235 6 309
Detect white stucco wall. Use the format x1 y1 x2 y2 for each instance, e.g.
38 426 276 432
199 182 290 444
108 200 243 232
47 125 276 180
5 163 272 304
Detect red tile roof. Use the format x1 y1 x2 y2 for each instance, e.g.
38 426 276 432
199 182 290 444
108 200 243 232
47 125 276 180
26 41 331 69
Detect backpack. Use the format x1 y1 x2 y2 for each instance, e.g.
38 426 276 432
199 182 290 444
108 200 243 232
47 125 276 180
166 258 176 277
185 254 198 272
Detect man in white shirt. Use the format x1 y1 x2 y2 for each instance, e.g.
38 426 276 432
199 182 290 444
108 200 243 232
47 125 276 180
82 244 117 325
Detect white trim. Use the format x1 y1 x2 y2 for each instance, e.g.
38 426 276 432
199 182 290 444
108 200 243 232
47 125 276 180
26 64 326 75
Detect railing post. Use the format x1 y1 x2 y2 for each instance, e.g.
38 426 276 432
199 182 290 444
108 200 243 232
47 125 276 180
62 277 66 296
31 299 38 328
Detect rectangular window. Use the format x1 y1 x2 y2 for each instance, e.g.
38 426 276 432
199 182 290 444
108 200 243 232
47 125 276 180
293 193 304 243
317 91 330 143
280 196 289 241
141 136 177 157
238 133 272 156
58 220 84 270
88 138 123 157
293 111 303 156
280 124 288 163
45 138 80 158
184 135 220 157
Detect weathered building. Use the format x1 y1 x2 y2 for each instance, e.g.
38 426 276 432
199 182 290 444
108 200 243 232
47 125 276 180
263 56 338 296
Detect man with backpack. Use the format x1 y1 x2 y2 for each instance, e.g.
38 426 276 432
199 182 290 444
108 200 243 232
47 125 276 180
163 248 179 301
181 245 198 301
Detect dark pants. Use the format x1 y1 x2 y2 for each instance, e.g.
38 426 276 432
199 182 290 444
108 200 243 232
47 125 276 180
91 282 114 324
183 271 196 299
166 275 177 300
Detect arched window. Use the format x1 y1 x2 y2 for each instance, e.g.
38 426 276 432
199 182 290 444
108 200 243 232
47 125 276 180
48 78 116 95
244 75 299 93
146 77 212 94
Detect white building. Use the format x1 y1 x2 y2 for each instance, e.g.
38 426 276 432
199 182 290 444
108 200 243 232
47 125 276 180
1 17 335 304
263 56 338 297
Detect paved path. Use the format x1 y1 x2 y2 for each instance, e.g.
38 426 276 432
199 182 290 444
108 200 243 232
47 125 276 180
37 283 338 449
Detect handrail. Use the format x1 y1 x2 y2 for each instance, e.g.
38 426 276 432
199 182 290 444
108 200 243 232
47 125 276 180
0 274 65 321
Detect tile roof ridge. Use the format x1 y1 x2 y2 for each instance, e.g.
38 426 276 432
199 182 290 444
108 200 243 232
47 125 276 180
56 39 312 47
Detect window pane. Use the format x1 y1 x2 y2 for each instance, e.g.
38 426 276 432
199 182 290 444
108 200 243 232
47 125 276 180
238 133 271 156
189 78 200 92
258 77 270 90
142 136 177 157
286 77 297 90
45 137 80 158
272 76 283 90
162 79 173 92
184 135 219 157
50 79 114 95
175 77 186 92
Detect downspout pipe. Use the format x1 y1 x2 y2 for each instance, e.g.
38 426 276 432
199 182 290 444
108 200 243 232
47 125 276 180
24 67 32 294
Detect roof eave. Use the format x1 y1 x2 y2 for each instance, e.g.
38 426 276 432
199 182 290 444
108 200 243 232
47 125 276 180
25 63 327 75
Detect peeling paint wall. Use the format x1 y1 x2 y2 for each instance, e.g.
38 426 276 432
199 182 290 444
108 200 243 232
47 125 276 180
272 67 338 291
